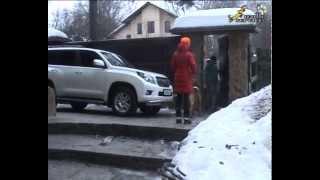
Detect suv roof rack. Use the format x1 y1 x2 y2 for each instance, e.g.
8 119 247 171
48 44 85 48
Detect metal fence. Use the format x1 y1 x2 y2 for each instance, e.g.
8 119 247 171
256 48 271 90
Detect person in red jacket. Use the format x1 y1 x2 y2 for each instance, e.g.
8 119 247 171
171 37 197 124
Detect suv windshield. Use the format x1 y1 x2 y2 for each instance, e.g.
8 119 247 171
100 52 134 68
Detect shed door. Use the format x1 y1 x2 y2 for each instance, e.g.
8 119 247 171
217 35 229 108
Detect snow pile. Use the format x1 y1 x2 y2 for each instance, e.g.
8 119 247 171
172 8 255 29
172 85 271 180
48 28 68 38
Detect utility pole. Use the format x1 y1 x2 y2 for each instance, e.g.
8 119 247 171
89 0 98 41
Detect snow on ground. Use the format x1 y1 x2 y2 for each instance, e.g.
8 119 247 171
172 85 271 180
48 28 68 38
172 8 255 29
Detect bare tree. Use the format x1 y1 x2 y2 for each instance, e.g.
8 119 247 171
245 0 271 49
164 0 239 16
194 0 239 10
164 0 238 14
50 9 61 29
164 0 195 16
51 0 135 41
95 0 122 39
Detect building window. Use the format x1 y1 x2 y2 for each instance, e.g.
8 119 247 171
147 21 155 33
126 34 131 39
165 21 171 33
137 23 142 34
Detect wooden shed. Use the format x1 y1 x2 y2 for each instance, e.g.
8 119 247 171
170 8 258 107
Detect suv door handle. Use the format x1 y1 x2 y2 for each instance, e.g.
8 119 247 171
75 71 82 75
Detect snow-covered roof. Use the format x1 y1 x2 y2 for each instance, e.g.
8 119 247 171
170 85 271 180
48 28 68 38
171 8 257 34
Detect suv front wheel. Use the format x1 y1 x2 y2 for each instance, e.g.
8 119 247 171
112 87 137 116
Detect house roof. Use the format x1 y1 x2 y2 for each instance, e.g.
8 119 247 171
108 2 177 38
122 2 177 24
108 24 126 37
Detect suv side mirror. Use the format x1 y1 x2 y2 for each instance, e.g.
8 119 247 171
93 59 106 68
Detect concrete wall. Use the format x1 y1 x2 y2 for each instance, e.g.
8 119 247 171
113 5 176 39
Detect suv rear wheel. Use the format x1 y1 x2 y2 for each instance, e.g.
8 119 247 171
112 87 137 116
71 102 87 111
140 105 161 115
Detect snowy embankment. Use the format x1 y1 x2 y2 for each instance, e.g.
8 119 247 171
172 85 271 180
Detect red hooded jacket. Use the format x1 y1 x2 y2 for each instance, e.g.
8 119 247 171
170 43 197 94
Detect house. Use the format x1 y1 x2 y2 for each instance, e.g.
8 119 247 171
109 2 178 39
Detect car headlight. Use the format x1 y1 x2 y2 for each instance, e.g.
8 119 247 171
137 72 156 84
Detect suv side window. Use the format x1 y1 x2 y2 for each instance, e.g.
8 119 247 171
79 50 103 68
60 50 79 66
48 50 79 66
48 50 60 65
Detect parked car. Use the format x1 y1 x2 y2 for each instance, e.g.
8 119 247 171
48 46 173 116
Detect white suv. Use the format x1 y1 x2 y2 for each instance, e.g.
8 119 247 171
48 47 173 116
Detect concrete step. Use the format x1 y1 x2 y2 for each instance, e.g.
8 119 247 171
50 105 207 141
48 159 160 180
48 134 179 170
48 117 195 141
48 121 189 141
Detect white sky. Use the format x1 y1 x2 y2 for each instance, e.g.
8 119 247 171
48 0 271 22
48 0 76 23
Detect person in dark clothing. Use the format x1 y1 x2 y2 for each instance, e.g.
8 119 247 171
171 37 197 124
204 55 219 113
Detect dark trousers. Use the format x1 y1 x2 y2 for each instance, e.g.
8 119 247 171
205 84 218 113
175 93 190 118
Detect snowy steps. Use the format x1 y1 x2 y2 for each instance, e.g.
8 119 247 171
47 115 189 171
48 134 179 170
